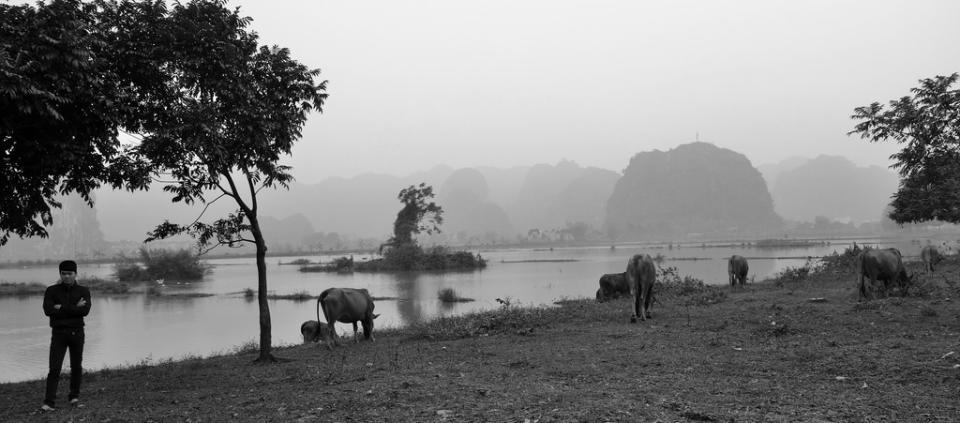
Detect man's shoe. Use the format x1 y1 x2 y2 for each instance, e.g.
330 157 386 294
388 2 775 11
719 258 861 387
69 398 83 408
39 404 55 412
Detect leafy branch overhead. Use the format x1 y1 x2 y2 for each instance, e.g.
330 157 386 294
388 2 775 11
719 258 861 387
850 73 960 224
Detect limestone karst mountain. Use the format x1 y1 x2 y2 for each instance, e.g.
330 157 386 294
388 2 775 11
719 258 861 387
606 142 781 239
436 168 512 241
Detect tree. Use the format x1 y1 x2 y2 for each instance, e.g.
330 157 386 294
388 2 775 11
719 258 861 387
850 73 960 224
0 0 165 245
389 183 443 246
137 0 326 362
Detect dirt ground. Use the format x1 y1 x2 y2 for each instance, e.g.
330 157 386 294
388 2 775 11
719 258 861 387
2 259 959 422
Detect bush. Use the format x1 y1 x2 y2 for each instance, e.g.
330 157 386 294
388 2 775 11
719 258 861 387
655 266 727 306
114 248 210 282
773 259 819 286
352 244 487 272
821 244 867 274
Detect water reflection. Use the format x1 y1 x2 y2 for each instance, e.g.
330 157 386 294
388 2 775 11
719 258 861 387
392 272 425 326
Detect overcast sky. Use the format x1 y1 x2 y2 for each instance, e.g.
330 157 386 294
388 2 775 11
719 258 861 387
232 0 960 183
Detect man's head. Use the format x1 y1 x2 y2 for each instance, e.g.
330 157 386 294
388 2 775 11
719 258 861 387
58 260 77 284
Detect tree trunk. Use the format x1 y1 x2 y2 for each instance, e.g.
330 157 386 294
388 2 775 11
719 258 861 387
250 218 275 362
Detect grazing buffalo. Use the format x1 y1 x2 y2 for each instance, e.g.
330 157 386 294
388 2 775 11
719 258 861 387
596 272 629 302
300 320 331 344
316 287 380 348
921 245 943 273
728 255 749 287
858 248 912 300
626 254 657 323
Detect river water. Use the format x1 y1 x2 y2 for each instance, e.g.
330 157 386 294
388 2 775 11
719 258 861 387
0 238 922 383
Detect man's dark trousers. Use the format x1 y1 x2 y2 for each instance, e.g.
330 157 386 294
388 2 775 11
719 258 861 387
44 328 84 406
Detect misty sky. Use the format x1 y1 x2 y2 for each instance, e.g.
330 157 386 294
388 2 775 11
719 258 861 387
233 0 960 183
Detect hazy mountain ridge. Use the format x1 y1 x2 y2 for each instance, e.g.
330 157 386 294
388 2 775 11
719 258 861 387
606 142 781 238
5 150 908 260
767 155 899 223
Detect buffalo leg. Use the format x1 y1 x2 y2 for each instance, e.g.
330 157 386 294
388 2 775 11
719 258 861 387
325 321 339 348
630 291 641 323
362 319 375 342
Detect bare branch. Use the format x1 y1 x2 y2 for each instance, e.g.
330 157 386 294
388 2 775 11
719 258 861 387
186 193 228 227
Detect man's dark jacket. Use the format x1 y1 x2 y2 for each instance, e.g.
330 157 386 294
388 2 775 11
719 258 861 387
43 283 91 329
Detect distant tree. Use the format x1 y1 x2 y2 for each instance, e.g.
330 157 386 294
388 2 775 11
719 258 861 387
138 0 327 362
0 0 166 245
850 73 960 224
562 221 591 242
388 183 443 247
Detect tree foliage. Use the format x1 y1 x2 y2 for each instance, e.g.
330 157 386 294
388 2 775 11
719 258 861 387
133 0 326 362
0 0 163 245
2 0 326 362
850 73 960 224
390 183 443 246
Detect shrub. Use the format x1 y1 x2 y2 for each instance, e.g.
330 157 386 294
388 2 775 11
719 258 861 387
821 244 867 274
773 258 820 286
114 248 210 282
655 266 727 306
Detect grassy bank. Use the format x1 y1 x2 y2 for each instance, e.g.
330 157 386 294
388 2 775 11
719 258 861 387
2 259 959 421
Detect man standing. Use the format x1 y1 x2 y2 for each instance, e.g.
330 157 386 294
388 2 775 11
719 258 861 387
40 260 91 411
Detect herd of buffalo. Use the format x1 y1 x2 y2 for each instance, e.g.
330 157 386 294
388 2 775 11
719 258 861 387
300 243 947 346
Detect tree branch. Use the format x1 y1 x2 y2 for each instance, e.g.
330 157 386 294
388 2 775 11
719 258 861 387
223 171 251 213
243 167 258 214
186 193 228 227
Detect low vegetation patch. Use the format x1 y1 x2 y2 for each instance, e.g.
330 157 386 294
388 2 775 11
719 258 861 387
655 266 727 306
298 256 354 273
772 258 819 286
279 258 314 266
306 245 487 273
114 248 210 282
81 277 131 294
1 278 130 296
266 290 314 301
0 282 45 296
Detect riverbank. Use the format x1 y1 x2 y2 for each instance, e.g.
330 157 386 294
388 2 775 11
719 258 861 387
2 261 958 421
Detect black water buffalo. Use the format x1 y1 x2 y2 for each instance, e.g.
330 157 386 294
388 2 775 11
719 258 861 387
728 255 749 287
300 320 332 344
316 288 380 348
859 248 912 300
626 254 657 323
595 272 629 302
921 245 943 273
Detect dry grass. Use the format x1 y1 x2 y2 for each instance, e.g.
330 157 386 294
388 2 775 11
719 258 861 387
2 258 959 421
